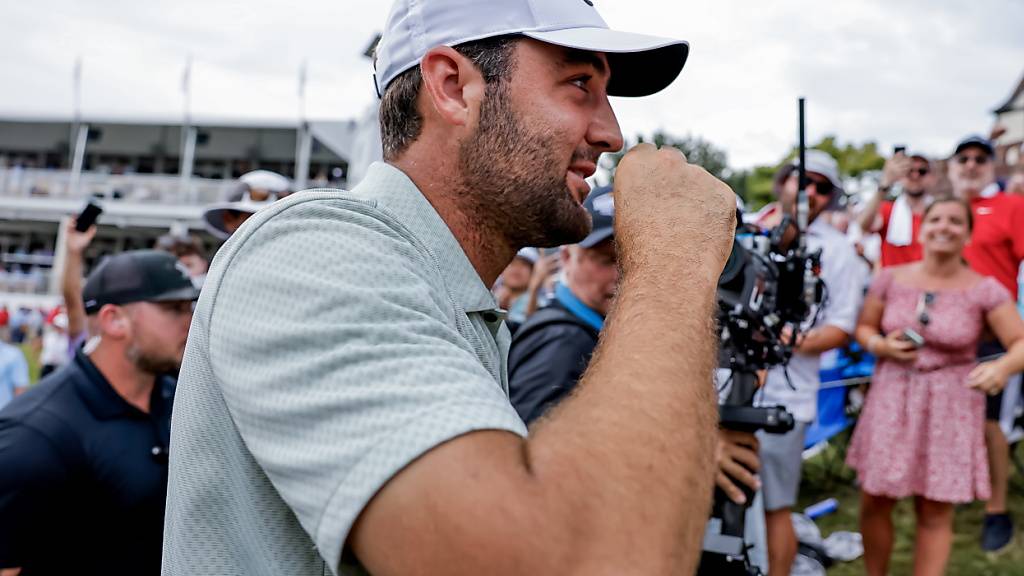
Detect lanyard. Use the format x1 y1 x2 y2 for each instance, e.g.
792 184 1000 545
555 282 604 332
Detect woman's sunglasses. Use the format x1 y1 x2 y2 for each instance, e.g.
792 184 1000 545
917 292 936 326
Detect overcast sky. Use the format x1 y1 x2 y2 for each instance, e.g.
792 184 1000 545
1 0 1021 169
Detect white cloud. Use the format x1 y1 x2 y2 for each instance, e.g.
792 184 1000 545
0 0 1020 168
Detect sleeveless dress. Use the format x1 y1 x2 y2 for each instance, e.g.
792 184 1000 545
846 267 1011 503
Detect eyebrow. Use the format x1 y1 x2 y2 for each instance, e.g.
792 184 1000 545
557 47 609 77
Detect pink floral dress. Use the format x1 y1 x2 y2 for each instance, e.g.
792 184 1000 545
846 267 1011 503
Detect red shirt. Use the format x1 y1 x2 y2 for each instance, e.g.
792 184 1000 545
963 193 1024 300
878 200 923 267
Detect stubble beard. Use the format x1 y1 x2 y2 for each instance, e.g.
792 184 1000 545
126 343 181 377
456 84 593 249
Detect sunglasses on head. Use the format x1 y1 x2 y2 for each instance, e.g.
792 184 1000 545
957 154 989 165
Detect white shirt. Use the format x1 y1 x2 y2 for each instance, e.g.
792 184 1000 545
756 218 867 423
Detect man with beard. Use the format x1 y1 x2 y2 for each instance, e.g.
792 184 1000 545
856 151 933 267
0 250 198 575
161 0 738 574
948 135 1024 553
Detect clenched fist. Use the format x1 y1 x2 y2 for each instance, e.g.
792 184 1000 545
612 144 736 279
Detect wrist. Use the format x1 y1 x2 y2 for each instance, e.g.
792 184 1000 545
867 334 885 356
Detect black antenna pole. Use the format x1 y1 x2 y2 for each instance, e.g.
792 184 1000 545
796 97 809 247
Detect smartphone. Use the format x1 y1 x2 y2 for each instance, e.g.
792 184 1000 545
893 145 907 155
75 200 103 232
901 328 925 349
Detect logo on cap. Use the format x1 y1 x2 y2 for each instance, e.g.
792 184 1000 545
174 261 192 281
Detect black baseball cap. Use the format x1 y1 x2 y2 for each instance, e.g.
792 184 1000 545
83 250 201 314
580 185 614 248
954 135 995 157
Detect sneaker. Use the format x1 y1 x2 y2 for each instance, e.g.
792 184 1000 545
981 513 1014 552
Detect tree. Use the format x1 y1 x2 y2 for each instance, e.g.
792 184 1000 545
602 131 731 182
737 136 887 211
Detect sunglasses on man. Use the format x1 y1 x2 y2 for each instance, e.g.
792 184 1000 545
908 167 929 177
807 176 834 196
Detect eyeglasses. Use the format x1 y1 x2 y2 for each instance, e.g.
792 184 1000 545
909 167 930 177
957 154 989 165
807 177 834 197
917 292 935 326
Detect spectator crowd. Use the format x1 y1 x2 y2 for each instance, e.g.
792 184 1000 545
0 3 1022 571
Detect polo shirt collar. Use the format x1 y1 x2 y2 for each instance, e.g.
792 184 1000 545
354 162 500 314
979 182 1001 199
73 349 168 421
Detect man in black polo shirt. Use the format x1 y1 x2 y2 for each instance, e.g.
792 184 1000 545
0 250 199 575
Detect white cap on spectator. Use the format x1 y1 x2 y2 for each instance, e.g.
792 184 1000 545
374 0 689 98
794 149 844 194
239 170 291 194
515 247 540 264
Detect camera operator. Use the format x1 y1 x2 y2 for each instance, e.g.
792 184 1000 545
856 151 934 268
162 1 738 574
754 150 866 575
510 187 762 507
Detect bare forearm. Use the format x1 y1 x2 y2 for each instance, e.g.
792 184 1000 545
994 339 1024 377
62 250 86 336
855 190 883 232
525 265 720 572
798 325 850 356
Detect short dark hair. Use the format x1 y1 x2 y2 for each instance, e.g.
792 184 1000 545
923 195 973 231
379 35 520 160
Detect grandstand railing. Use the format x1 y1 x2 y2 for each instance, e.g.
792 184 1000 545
0 167 237 206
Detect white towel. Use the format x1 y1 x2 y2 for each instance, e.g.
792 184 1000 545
885 194 914 247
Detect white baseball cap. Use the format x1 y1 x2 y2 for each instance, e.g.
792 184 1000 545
792 149 844 194
374 0 689 98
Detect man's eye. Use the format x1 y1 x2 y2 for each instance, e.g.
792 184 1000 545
571 76 592 90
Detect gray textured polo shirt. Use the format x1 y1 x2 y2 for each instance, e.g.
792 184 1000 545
162 162 528 575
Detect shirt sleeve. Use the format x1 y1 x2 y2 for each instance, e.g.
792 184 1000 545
818 237 866 336
1010 196 1024 263
978 277 1013 313
11 350 28 390
509 323 595 425
867 267 894 302
206 201 527 570
0 424 69 566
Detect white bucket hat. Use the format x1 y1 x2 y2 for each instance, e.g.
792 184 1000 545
202 170 291 240
374 0 689 98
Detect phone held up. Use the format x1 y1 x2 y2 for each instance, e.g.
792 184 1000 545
74 199 103 232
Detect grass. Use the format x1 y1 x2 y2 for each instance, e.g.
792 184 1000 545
799 429 1024 575
19 342 41 384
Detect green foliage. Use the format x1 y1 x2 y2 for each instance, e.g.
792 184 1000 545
601 132 885 212
605 131 730 181
781 136 886 179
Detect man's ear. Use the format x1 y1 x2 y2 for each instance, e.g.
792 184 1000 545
97 304 129 340
419 45 486 129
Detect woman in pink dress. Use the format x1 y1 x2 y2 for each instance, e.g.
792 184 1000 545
847 197 1024 576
